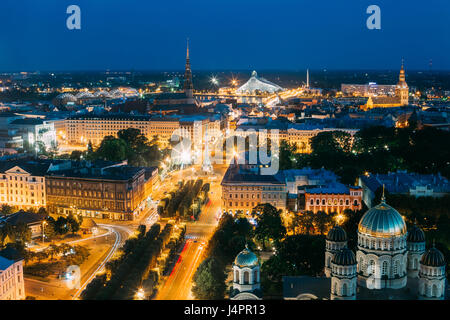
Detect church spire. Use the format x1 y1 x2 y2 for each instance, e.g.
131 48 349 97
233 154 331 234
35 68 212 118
186 38 190 60
396 58 409 105
399 58 406 84
183 38 194 97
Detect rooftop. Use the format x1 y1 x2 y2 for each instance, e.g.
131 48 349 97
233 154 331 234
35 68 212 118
46 165 145 181
3 210 46 226
360 171 450 194
0 256 15 271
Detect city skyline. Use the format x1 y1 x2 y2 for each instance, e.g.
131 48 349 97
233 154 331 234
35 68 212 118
0 0 449 304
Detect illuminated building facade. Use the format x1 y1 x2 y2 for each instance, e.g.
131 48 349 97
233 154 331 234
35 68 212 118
235 120 358 154
65 115 184 147
0 160 50 209
283 198 448 300
342 63 410 110
65 114 153 146
46 165 152 221
304 184 362 213
0 254 25 300
221 158 287 215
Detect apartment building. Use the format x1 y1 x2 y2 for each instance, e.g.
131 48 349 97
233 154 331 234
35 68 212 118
0 249 25 300
45 164 149 221
304 184 362 213
0 160 51 209
64 114 221 148
234 119 358 153
221 156 287 215
65 114 153 146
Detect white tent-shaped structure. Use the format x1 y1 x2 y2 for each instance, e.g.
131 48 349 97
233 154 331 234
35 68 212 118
236 71 283 94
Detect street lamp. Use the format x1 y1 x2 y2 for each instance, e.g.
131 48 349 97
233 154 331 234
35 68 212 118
135 287 145 300
42 221 47 244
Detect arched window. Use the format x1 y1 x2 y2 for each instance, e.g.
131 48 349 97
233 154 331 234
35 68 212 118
235 270 239 283
369 260 375 275
342 283 347 296
243 271 249 284
254 270 258 284
333 282 337 295
393 260 399 276
382 261 388 275
327 256 331 268
432 284 438 297
424 283 429 296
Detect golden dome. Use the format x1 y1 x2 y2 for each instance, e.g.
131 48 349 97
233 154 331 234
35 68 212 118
358 200 407 238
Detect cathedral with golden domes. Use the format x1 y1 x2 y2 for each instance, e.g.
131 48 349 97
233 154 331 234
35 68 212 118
284 193 448 300
232 191 447 300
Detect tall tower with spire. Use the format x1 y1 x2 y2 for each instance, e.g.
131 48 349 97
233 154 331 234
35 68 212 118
396 59 409 106
306 69 310 89
183 38 194 99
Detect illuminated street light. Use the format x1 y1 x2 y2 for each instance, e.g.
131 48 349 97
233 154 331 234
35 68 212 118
181 150 191 163
210 76 219 86
135 287 145 300
335 213 346 225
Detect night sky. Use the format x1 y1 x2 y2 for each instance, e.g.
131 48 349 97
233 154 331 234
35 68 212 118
0 0 449 71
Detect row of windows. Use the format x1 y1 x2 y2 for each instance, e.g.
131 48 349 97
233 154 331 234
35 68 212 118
421 266 445 276
48 188 126 199
1 176 40 182
332 282 355 297
227 201 280 208
51 199 127 211
47 181 125 193
421 283 443 297
358 258 403 276
1 183 40 190
228 193 285 200
225 186 284 191
1 190 40 197
234 270 259 285
3 196 43 203
309 198 358 206
358 237 406 250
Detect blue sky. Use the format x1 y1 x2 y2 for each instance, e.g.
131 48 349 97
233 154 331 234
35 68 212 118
0 0 449 71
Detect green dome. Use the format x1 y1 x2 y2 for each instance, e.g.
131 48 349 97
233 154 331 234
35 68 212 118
421 247 445 267
234 245 259 268
327 225 347 242
358 199 407 238
332 248 356 266
407 225 425 243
